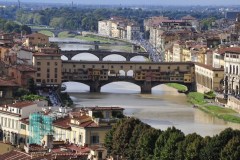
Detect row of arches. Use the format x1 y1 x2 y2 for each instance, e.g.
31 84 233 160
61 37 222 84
61 53 147 62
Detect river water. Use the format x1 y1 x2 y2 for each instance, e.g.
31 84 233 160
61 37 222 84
59 39 240 137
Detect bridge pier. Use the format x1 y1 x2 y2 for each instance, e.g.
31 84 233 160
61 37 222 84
141 81 152 94
186 83 197 92
90 83 101 92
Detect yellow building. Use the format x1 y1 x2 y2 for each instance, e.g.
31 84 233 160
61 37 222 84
181 48 192 62
33 47 62 87
24 33 49 47
195 62 224 93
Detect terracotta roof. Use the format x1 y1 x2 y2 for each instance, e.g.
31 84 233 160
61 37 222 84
33 52 61 57
12 64 36 72
79 120 98 128
0 77 19 87
53 117 71 129
0 110 21 117
26 32 49 38
0 150 31 160
8 101 36 108
195 62 224 71
218 47 240 55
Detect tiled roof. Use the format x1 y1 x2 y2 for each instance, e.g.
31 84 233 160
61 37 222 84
33 52 61 57
218 47 240 55
195 62 224 71
53 117 71 129
0 150 31 160
8 101 36 108
26 32 49 38
0 77 19 87
11 64 36 72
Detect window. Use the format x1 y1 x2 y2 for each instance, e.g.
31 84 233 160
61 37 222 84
215 74 218 77
36 79 41 82
149 66 151 69
55 74 57 78
83 65 85 68
55 62 58 66
37 73 41 77
79 135 82 143
37 68 41 71
21 124 26 130
47 62 50 66
91 135 99 144
47 74 50 78
111 65 114 69
37 62 41 65
139 66 142 69
93 65 95 68
55 79 57 82
47 69 50 72
102 65 104 69
51 79 53 82
73 65 76 68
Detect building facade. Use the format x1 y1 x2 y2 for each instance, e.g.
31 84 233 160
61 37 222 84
33 48 62 87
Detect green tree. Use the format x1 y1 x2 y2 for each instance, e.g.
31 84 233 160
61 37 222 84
220 136 240 160
137 128 161 160
154 127 185 160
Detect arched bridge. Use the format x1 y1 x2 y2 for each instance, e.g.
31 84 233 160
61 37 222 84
60 50 149 61
62 61 197 93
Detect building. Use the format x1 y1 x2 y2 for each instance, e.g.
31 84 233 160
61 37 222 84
195 62 224 93
98 17 140 40
0 101 43 145
98 20 112 36
0 77 19 105
19 106 124 147
126 23 140 40
32 47 62 88
224 47 240 112
23 33 49 47
8 64 36 88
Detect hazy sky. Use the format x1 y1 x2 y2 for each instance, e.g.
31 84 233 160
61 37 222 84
11 0 240 6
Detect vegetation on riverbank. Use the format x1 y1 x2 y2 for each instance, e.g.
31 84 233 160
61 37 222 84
199 105 240 124
166 83 187 92
187 92 240 124
166 83 240 124
105 117 240 160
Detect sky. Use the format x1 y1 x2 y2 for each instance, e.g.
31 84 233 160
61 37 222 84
7 0 240 6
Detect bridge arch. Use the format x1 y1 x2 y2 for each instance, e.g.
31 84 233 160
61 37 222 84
101 82 141 93
130 55 148 62
71 53 99 61
103 54 126 61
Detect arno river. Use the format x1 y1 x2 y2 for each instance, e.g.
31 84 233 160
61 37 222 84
57 38 240 137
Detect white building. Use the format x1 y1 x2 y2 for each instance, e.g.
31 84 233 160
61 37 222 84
0 101 42 144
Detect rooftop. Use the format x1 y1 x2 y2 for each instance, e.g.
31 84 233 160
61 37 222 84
0 77 19 87
6 101 36 109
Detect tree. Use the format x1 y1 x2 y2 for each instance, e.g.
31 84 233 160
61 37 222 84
137 128 161 160
220 137 240 160
154 127 185 160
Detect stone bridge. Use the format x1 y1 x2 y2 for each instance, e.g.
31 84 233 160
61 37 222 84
62 61 196 93
60 50 149 61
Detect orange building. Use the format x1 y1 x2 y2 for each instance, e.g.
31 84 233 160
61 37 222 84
33 48 62 87
8 65 36 88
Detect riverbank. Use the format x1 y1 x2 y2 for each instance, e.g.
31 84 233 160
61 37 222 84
167 83 240 124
